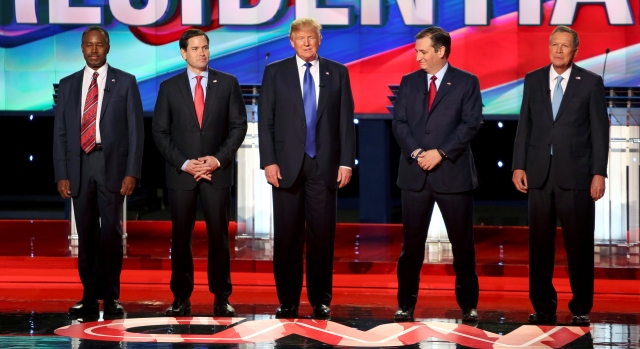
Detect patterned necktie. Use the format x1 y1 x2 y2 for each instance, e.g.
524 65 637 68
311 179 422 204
552 75 564 120
428 75 437 111
80 72 99 153
194 75 205 127
303 62 317 158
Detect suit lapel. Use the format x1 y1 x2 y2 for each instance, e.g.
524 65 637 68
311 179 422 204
177 70 200 127
72 70 84 125
554 64 579 122
99 66 118 123
286 57 306 121
428 65 456 114
315 57 331 123
540 65 554 121
202 68 219 128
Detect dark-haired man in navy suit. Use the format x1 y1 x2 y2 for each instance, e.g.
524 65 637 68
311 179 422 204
53 26 144 316
512 26 608 326
153 29 247 317
392 26 482 323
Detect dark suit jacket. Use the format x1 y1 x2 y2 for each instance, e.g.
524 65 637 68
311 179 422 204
512 64 609 190
392 65 482 193
53 65 144 195
152 68 247 190
258 56 356 189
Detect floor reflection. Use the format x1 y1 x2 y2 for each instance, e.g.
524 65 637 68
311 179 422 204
0 307 638 348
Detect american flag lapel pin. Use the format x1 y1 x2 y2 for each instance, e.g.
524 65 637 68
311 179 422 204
326 71 330 75
576 77 581 80
111 79 115 82
213 80 218 83
447 82 451 85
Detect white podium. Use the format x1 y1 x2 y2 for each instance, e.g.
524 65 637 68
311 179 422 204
235 104 274 258
594 87 640 256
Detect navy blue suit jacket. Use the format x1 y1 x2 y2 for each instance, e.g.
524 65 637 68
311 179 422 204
392 65 482 193
53 65 144 195
152 68 247 190
512 64 609 190
258 55 356 189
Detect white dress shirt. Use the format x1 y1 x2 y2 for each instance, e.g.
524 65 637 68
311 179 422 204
187 68 208 99
549 65 572 101
295 55 320 106
426 62 449 92
80 64 108 144
181 69 219 171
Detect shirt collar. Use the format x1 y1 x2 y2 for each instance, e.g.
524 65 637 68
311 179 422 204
428 62 449 82
187 68 209 81
84 63 108 78
550 64 572 82
295 54 319 68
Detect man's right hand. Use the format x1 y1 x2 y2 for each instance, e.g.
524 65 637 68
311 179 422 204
512 169 528 193
185 159 212 182
57 179 71 199
265 164 282 188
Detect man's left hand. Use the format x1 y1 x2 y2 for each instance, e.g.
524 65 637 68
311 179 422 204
591 175 606 201
120 176 136 196
417 149 443 171
337 167 352 188
196 156 220 174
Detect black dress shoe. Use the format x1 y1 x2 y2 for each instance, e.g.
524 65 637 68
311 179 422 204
275 304 299 318
166 298 191 316
528 312 557 324
462 308 478 322
571 314 590 326
312 304 331 320
104 300 125 315
68 299 99 315
394 308 414 322
213 298 236 317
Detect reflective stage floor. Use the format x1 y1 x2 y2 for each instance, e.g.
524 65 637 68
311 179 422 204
0 220 639 348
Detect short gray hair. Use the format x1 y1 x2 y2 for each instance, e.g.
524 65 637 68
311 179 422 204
550 26 579 49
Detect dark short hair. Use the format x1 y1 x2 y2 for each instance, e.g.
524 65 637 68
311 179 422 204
550 26 579 49
82 26 110 45
179 29 209 51
415 27 451 58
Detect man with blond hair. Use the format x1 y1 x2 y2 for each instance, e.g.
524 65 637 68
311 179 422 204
258 17 356 319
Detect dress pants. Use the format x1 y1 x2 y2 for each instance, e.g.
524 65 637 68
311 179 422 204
397 179 479 310
272 154 337 307
529 155 595 316
72 150 125 302
168 185 232 299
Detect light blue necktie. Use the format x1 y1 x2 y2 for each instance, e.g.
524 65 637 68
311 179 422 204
303 62 317 158
552 76 564 120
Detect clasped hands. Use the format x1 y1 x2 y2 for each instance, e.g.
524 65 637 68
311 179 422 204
416 149 443 171
186 156 219 181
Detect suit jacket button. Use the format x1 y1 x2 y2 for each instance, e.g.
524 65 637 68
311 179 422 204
201 131 205 134
426 131 430 134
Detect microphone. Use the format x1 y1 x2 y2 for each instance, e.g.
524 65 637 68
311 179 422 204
265 52 270 62
320 84 325 87
602 48 610 85
546 89 550 95
207 84 210 90
104 87 110 92
423 90 427 95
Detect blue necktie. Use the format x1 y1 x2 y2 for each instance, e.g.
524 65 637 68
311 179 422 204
552 76 564 120
303 62 317 158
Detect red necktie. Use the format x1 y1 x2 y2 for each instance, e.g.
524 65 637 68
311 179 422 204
81 72 99 153
194 75 205 127
428 75 437 111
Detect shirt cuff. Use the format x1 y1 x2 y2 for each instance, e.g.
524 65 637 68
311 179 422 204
340 166 352 170
181 160 189 172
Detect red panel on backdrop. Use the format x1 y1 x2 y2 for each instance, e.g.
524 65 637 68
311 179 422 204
349 2 640 114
